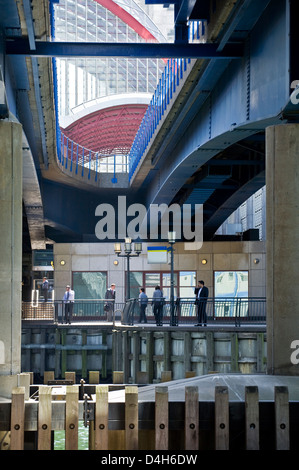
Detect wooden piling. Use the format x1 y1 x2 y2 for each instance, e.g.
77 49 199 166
65 385 79 450
89 371 100 384
155 386 169 450
245 386 259 450
94 385 109 450
38 386 52 450
215 386 229 450
275 386 289 450
43 371 54 384
185 386 199 450
161 371 172 382
125 386 138 450
10 387 25 450
113 371 124 384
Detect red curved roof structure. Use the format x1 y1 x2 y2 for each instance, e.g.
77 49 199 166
62 103 147 155
60 0 163 156
95 0 158 43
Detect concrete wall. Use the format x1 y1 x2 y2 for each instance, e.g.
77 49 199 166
21 326 266 383
114 329 267 383
53 241 266 303
266 124 299 375
0 121 22 378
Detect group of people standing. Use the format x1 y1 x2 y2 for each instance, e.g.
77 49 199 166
55 278 209 326
138 285 164 326
62 283 115 324
137 281 209 327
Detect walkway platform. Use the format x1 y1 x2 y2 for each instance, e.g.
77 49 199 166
22 319 266 332
108 373 299 402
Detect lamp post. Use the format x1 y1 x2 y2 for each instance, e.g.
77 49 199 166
114 238 142 300
168 231 177 326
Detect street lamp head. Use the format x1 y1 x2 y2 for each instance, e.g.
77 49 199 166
114 242 121 254
124 238 132 254
134 242 142 254
168 231 176 244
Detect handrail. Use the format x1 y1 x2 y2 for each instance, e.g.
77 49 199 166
128 57 193 180
58 130 129 181
22 296 266 326
129 20 207 181
123 297 266 326
22 299 123 327
51 21 206 185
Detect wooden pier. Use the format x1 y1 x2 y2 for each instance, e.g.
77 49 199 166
1 373 299 451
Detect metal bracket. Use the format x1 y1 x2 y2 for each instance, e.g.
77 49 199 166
83 394 94 427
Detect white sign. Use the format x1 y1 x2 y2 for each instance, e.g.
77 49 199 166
147 247 168 264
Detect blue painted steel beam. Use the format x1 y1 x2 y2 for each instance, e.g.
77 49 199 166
175 0 197 24
6 39 244 59
144 0 210 22
145 0 178 4
23 0 36 50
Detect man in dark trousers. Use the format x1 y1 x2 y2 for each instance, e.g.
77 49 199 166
194 280 209 326
152 285 164 326
63 285 75 324
42 277 49 302
105 283 116 321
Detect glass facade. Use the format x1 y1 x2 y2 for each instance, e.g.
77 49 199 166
130 271 196 299
54 0 168 118
72 271 107 298
214 271 249 298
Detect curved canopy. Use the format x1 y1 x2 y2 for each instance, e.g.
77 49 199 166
62 102 147 155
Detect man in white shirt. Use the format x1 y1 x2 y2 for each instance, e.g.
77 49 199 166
63 285 75 324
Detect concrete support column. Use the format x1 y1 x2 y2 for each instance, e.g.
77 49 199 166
266 124 299 375
0 121 23 395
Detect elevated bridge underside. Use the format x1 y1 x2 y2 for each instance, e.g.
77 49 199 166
2 0 299 246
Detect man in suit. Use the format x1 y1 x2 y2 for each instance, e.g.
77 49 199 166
63 285 75 324
105 283 116 321
194 280 209 326
42 277 49 302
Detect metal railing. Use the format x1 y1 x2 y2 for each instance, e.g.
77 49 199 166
22 297 266 326
128 57 193 180
129 21 207 181
58 131 129 180
22 299 124 324
122 297 266 326
52 20 206 185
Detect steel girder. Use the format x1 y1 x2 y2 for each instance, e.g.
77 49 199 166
5 39 244 59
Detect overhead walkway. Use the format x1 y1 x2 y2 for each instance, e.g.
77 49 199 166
2 0 299 397
5 0 299 244
1 0 298 244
